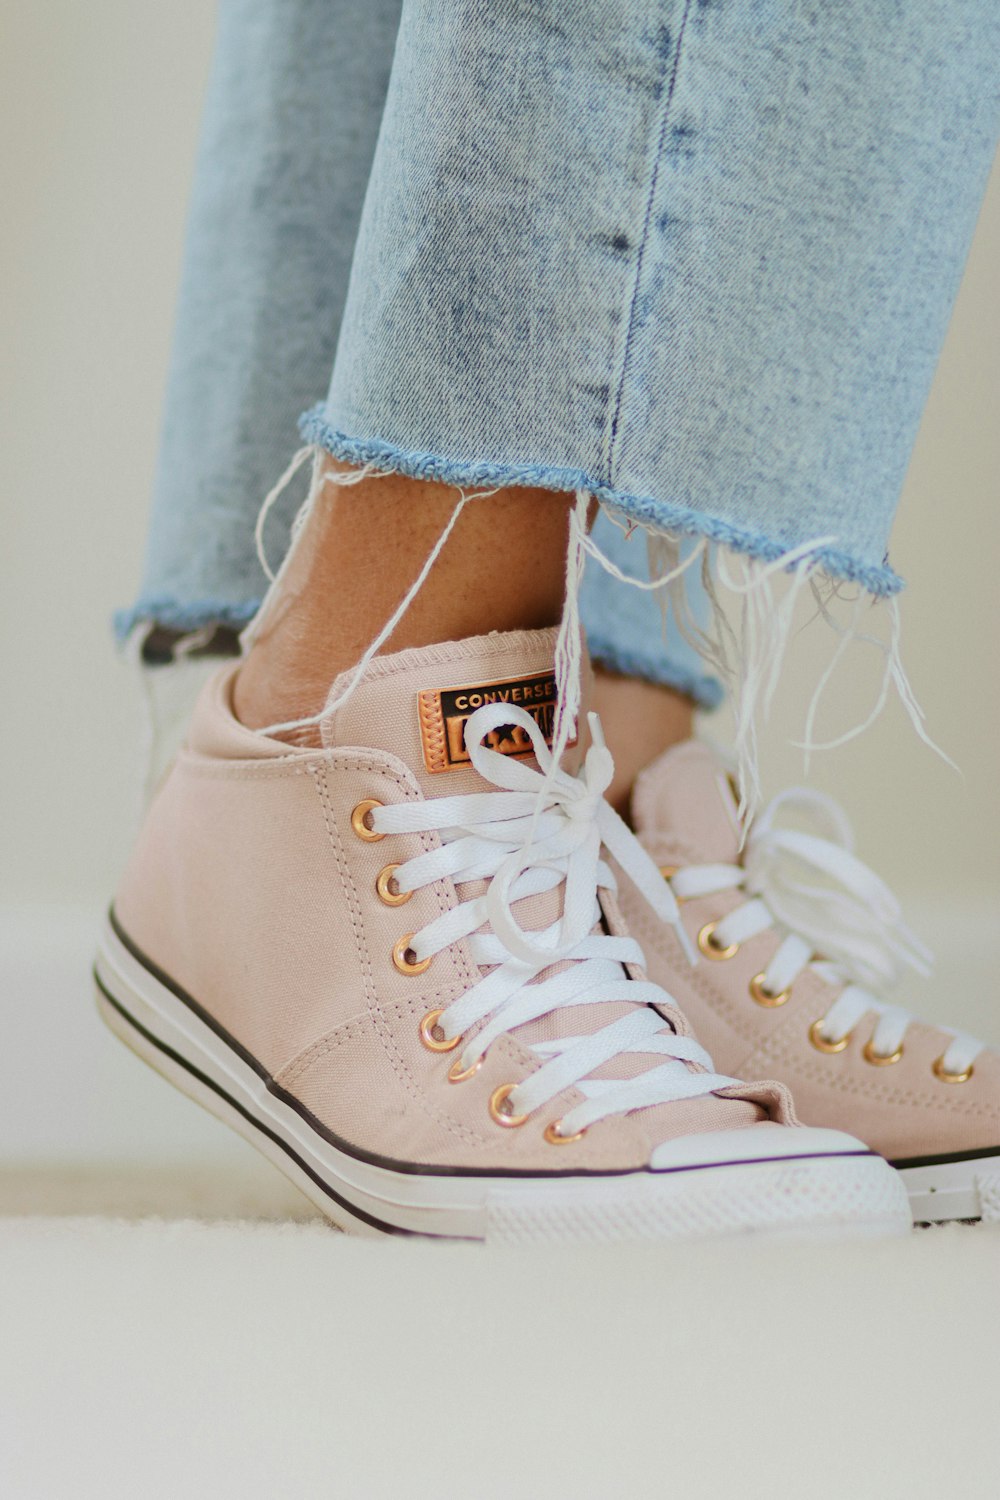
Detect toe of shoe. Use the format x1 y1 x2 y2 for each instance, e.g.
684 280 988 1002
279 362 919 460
644 1125 911 1239
649 1123 876 1173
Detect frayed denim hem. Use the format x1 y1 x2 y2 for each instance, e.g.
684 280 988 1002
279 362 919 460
113 598 258 644
299 405 905 598
586 634 724 711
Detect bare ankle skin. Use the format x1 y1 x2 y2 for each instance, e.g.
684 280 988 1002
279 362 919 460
590 666 695 820
235 458 576 729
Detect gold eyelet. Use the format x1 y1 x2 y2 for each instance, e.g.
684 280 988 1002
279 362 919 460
489 1083 528 1128
544 1119 586 1145
393 934 432 976
697 921 738 960
932 1055 974 1085
447 1053 483 1083
418 1007 460 1052
863 1038 903 1067
749 973 790 1008
809 1018 851 1054
376 864 411 906
351 799 385 842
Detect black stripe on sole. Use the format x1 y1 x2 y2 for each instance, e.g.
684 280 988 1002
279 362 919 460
95 970 422 1239
891 1144 1000 1171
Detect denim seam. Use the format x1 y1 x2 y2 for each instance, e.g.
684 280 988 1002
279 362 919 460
604 0 695 485
298 409 905 597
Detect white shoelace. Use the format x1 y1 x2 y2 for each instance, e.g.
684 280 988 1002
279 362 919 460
370 704 738 1137
670 787 983 1074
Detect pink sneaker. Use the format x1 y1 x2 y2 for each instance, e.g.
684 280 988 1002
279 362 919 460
618 740 1000 1224
96 630 908 1242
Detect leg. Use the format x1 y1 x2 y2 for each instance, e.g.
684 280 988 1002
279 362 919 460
307 0 999 808
118 0 403 645
235 462 575 727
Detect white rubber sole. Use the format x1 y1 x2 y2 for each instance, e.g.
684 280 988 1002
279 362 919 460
95 916 911 1245
897 1157 1000 1225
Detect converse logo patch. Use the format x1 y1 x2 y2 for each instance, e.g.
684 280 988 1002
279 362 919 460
417 670 573 773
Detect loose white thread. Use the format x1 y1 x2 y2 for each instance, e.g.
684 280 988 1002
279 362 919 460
242 450 382 653
549 489 589 778
249 451 504 739
253 444 313 584
578 505 954 829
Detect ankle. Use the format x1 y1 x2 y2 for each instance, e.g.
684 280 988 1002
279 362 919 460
590 666 695 820
234 457 577 730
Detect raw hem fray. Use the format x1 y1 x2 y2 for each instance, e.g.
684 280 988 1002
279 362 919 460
118 427 937 828
294 416 947 825
299 405 905 598
114 598 258 644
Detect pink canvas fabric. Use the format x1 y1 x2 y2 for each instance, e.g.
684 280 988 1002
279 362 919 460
114 629 796 1173
618 741 1000 1163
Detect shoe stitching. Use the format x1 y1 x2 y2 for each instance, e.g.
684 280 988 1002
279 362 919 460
743 1044 998 1117
277 986 468 1091
309 762 488 1149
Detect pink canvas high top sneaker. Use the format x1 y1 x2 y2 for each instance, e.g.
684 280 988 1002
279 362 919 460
96 629 909 1242
617 740 1000 1224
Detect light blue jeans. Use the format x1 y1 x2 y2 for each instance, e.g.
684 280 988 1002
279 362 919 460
122 0 999 710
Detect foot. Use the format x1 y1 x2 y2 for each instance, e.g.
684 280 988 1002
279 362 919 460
96 630 908 1242
617 740 1000 1224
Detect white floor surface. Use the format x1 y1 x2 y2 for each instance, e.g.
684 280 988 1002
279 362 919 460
1 1191 998 1500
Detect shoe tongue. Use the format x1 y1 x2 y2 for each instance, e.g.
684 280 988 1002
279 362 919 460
630 740 743 865
319 627 585 796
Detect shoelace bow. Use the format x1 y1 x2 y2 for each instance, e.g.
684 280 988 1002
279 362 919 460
370 704 737 1137
669 786 983 1074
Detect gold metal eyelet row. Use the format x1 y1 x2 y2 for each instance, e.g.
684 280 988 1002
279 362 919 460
419 1038 586 1141
808 1022 905 1064
808 1025 975 1082
487 1086 586 1143
351 803 424 962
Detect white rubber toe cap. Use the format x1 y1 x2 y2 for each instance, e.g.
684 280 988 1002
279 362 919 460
650 1124 876 1172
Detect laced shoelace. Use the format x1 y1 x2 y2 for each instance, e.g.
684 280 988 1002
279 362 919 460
369 703 739 1139
668 787 983 1076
